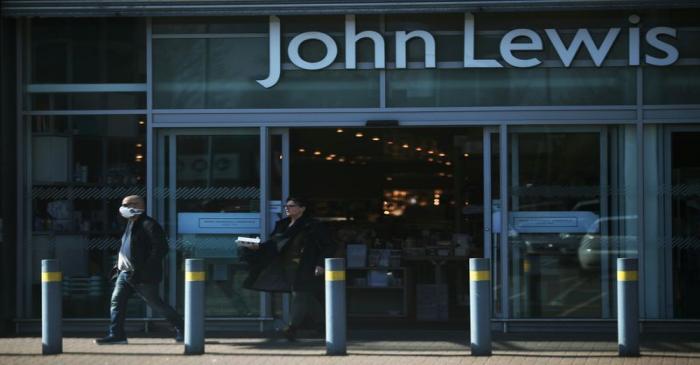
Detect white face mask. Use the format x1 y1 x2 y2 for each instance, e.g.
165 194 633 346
119 206 143 219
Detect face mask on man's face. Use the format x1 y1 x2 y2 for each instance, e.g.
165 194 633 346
119 206 143 219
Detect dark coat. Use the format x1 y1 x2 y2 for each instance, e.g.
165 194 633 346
113 214 169 284
241 215 335 293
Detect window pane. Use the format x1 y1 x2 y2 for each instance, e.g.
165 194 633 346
388 68 636 107
29 93 146 111
171 134 262 317
29 115 146 318
507 127 638 318
644 66 700 105
30 18 146 83
154 38 379 108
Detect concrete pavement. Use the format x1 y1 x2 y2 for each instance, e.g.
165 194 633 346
1 330 699 365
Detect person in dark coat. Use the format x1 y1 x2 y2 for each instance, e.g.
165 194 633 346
240 197 335 341
94 195 184 345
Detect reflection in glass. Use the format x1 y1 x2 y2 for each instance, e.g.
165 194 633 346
172 134 262 317
29 115 146 318
507 127 637 318
671 132 700 318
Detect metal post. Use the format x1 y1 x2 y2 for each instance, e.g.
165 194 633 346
325 258 346 356
185 259 205 355
470 258 491 356
617 258 639 357
41 259 62 355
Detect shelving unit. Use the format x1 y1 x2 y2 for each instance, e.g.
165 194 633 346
346 267 409 318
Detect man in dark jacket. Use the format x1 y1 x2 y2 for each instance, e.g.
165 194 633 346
95 195 183 345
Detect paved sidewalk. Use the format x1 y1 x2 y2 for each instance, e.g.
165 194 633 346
1 331 699 365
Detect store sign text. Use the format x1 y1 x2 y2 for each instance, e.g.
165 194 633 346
257 13 679 88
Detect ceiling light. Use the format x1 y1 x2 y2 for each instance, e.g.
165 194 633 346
402 144 409 148
427 150 434 154
355 132 364 138
314 150 322 155
438 153 446 157
464 153 470 157
445 161 452 166
337 128 344 133
372 137 380 141
136 143 143 148
298 148 306 153
415 147 422 151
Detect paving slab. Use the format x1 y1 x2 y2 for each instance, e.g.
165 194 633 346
0 331 698 365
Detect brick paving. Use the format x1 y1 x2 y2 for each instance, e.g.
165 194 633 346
1 331 699 365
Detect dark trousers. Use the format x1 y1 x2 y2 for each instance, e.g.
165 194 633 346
109 271 183 338
289 291 323 329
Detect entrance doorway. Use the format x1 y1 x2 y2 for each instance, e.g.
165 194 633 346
290 127 484 323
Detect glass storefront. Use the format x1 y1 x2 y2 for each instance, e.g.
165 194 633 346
502 127 637 318
28 115 147 317
11 9 700 329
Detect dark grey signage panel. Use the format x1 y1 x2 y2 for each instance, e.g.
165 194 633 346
3 0 699 17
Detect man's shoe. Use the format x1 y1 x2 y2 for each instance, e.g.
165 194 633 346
174 329 184 343
94 335 128 345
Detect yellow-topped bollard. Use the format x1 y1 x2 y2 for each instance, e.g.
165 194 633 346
617 258 639 357
469 258 491 356
42 259 62 355
185 259 205 355
325 258 346 356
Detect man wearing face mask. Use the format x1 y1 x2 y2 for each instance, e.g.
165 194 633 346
95 195 184 345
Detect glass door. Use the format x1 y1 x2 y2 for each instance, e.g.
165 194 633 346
666 128 700 318
153 128 288 319
485 125 638 319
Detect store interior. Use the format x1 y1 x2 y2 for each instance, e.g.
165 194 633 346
290 127 484 323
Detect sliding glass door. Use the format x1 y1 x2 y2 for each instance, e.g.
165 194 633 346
154 128 288 319
484 125 638 319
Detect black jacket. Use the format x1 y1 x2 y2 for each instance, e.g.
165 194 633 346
241 215 335 293
115 214 169 284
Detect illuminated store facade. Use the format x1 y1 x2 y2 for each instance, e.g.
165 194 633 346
1 1 699 333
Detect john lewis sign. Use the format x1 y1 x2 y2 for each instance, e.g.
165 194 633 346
258 13 679 88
